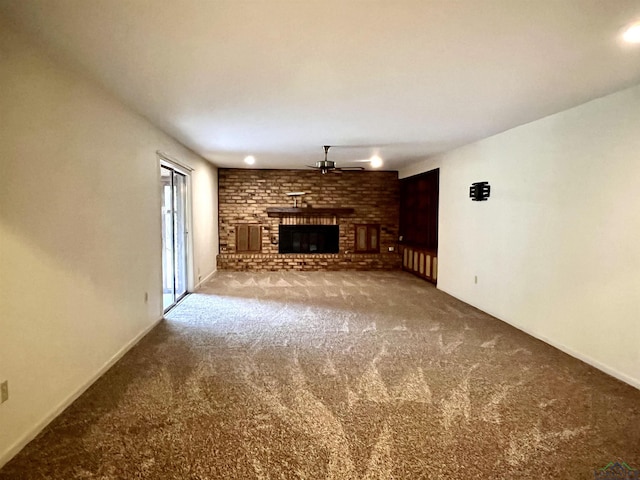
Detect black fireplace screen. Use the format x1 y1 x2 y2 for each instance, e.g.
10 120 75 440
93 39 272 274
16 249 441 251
278 225 339 254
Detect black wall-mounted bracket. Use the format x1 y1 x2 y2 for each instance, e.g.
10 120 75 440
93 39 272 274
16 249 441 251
470 182 491 201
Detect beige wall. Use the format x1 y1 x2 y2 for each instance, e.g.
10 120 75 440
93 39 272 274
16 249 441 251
190 158 219 288
0 19 217 466
401 83 640 389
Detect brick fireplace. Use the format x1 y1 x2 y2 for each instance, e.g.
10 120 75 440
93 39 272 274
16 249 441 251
217 168 401 271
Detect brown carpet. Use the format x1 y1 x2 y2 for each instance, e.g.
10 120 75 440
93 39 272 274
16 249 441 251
1 271 639 479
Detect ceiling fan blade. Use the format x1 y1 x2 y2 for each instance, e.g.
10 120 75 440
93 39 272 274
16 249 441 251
306 145 369 173
329 143 396 149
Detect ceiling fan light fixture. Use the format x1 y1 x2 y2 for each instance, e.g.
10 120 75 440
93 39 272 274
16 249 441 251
370 155 383 168
622 22 640 43
244 155 256 165
315 160 335 170
307 145 365 173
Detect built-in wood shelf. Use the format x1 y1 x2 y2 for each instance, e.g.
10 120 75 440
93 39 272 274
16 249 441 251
266 207 355 217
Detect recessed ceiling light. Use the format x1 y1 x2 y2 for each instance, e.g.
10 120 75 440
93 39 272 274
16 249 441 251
622 22 640 44
244 155 255 165
370 155 383 169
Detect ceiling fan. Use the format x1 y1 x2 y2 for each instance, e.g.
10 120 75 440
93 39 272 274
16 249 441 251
307 145 366 174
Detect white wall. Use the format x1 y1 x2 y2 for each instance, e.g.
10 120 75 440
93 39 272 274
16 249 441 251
191 160 219 289
401 84 640 389
0 19 218 466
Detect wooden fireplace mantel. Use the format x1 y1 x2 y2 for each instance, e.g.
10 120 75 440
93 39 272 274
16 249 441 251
266 207 355 217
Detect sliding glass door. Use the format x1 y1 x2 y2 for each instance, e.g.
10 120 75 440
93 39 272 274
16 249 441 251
161 165 188 311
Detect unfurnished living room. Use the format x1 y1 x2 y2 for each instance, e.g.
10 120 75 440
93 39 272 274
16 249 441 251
1 1 640 479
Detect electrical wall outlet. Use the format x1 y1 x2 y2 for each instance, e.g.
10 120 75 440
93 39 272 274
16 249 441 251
474 275 478 284
1 380 8 404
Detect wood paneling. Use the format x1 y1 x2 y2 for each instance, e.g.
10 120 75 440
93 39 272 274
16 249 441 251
401 245 437 284
399 169 439 283
399 169 439 250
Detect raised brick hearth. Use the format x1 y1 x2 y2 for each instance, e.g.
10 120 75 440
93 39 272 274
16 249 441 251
217 169 401 271
216 253 400 271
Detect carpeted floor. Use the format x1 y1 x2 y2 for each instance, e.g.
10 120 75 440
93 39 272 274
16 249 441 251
1 271 639 479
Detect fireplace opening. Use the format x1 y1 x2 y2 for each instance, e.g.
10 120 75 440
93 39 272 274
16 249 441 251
279 225 339 254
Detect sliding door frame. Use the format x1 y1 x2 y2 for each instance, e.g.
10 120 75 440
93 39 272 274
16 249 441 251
158 152 194 312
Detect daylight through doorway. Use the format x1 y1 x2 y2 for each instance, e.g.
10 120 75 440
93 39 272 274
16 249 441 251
161 165 188 311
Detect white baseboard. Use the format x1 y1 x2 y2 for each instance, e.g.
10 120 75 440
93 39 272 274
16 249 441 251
194 268 217 290
511 322 640 391
0 316 163 469
438 286 640 391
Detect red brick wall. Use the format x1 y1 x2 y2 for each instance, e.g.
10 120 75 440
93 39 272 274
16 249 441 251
217 169 401 270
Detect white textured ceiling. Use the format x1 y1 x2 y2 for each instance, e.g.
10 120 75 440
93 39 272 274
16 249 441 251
2 0 640 170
